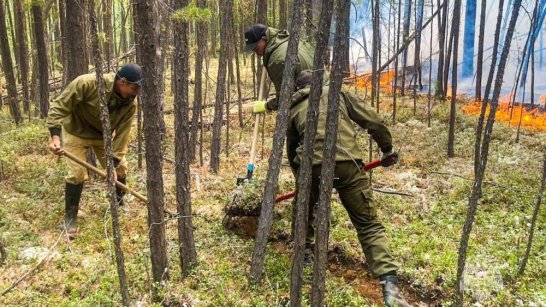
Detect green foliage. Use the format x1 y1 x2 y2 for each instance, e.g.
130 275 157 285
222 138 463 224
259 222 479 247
172 1 213 23
0 121 49 177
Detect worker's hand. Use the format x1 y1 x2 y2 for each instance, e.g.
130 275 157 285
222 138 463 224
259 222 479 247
380 150 399 167
48 136 64 156
253 100 267 114
113 169 118 183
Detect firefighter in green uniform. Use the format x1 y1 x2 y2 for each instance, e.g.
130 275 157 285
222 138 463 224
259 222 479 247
47 63 143 239
243 23 327 112
286 71 410 307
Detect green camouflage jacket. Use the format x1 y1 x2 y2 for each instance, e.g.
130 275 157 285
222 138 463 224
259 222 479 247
286 87 393 167
46 73 136 155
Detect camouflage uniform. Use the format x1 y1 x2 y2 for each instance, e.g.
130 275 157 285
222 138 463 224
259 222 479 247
286 86 398 277
47 73 136 184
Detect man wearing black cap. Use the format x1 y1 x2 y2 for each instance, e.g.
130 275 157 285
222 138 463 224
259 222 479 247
47 63 143 239
244 23 324 113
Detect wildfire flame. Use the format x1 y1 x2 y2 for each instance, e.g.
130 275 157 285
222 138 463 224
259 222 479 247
350 70 396 94
348 70 546 132
462 93 546 132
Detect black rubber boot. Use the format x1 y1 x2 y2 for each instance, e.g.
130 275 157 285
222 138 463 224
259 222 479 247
116 177 126 207
380 274 412 307
64 183 83 239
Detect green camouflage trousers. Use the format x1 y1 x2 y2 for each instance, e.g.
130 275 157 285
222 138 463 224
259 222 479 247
295 161 399 277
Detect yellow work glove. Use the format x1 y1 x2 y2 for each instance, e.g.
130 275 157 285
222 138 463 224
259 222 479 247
253 100 267 114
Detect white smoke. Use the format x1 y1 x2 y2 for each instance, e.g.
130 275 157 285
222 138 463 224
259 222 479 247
349 0 545 103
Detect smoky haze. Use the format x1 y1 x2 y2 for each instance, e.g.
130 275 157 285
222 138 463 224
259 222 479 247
349 0 546 103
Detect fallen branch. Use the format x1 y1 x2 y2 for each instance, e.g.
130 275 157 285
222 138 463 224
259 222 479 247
372 188 414 197
0 230 65 297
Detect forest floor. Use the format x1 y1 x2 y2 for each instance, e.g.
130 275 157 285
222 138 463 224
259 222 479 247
0 69 545 306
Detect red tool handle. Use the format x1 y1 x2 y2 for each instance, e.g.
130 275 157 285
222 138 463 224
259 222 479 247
275 159 382 203
275 191 297 202
363 159 381 170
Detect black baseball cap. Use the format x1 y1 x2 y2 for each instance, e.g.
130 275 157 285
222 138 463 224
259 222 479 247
116 63 143 86
244 24 268 52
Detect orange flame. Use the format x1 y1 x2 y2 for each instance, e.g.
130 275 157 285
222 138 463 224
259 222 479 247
350 70 396 94
462 94 546 132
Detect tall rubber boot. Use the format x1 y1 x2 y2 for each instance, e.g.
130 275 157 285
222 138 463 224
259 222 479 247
380 274 412 307
64 183 83 239
116 177 126 207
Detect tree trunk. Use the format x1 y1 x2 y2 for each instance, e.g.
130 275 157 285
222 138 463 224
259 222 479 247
249 0 305 285
443 20 454 96
462 0 477 79
227 10 235 87
455 1 522 305
88 1 130 304
0 239 6 266
0 0 23 125
102 0 114 71
447 0 462 158
209 1 217 58
65 0 96 176
413 0 424 92
58 0 67 85
132 0 143 170
256 0 267 82
133 0 169 301
427 0 434 127
190 0 208 161
14 0 30 114
289 0 333 304
200 45 211 166
305 0 313 38
229 12 244 128
371 0 381 107
474 0 504 175
434 0 446 98
210 0 230 173
393 0 403 122
401 0 412 96
172 0 198 276
531 34 535 107
475 0 486 101
518 152 546 276
310 1 349 305
517 1 542 96
5 0 18 77
119 0 128 55
257 0 267 24
65 0 88 84
48 10 57 80
279 0 287 29
157 1 169 140
32 3 50 118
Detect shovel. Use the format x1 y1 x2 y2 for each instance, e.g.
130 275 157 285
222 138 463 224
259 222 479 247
237 67 268 185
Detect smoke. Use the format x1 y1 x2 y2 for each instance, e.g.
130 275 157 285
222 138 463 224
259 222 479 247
349 0 546 104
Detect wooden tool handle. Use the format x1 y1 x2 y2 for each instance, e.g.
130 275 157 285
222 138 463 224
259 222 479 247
248 67 268 168
63 151 148 203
